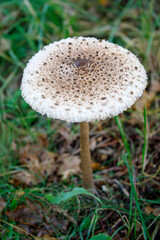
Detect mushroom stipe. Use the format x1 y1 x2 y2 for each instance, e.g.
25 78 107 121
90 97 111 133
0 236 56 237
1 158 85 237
21 37 147 190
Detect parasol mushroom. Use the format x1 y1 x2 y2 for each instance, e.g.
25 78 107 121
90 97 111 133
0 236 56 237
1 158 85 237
21 37 147 190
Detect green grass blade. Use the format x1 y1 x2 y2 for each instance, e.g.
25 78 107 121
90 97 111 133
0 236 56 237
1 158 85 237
142 107 148 172
124 155 151 240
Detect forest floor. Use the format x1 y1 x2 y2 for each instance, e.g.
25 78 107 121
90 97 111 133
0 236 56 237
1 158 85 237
0 0 160 239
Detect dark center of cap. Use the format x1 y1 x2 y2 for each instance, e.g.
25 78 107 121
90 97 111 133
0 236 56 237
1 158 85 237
74 58 88 68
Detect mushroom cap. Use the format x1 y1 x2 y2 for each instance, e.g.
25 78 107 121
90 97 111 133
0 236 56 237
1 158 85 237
21 37 147 122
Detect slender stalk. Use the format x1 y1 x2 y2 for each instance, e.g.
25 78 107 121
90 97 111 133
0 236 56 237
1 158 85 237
80 122 94 189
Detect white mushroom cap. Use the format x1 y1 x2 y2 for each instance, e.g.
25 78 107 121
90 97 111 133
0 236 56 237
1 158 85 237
21 37 147 122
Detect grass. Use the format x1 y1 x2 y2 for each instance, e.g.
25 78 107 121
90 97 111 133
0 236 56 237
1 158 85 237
0 0 160 239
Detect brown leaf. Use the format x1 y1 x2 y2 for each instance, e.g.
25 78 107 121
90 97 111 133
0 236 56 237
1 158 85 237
133 81 160 112
38 235 58 240
11 140 17 152
6 205 42 225
0 38 11 51
58 126 77 154
35 151 58 177
12 171 38 186
153 208 160 217
12 144 58 186
144 205 160 216
92 162 104 170
57 154 81 179
115 168 128 177
129 81 160 125
0 199 6 214
59 126 70 140
20 145 58 177
144 205 153 215
90 137 97 151
98 0 110 7
37 133 49 147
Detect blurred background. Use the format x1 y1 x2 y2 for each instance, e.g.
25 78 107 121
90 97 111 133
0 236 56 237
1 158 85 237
0 0 160 239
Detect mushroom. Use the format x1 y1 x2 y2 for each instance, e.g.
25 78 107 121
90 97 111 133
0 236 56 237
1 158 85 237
21 37 147 190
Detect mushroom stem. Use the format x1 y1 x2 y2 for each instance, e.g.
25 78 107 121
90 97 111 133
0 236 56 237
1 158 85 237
80 122 94 190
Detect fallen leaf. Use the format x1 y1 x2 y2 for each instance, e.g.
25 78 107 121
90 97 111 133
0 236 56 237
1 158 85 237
92 162 103 170
98 0 110 7
144 205 160 216
0 38 11 51
35 151 58 177
97 136 103 142
12 171 38 186
133 81 160 112
11 140 17 152
6 205 42 225
20 146 58 178
58 126 77 154
14 189 25 197
129 81 160 125
37 133 49 147
0 199 6 214
153 208 160 217
59 126 70 140
57 154 81 179
39 235 58 240
90 137 97 151
12 144 58 186
144 205 153 215
101 185 109 193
